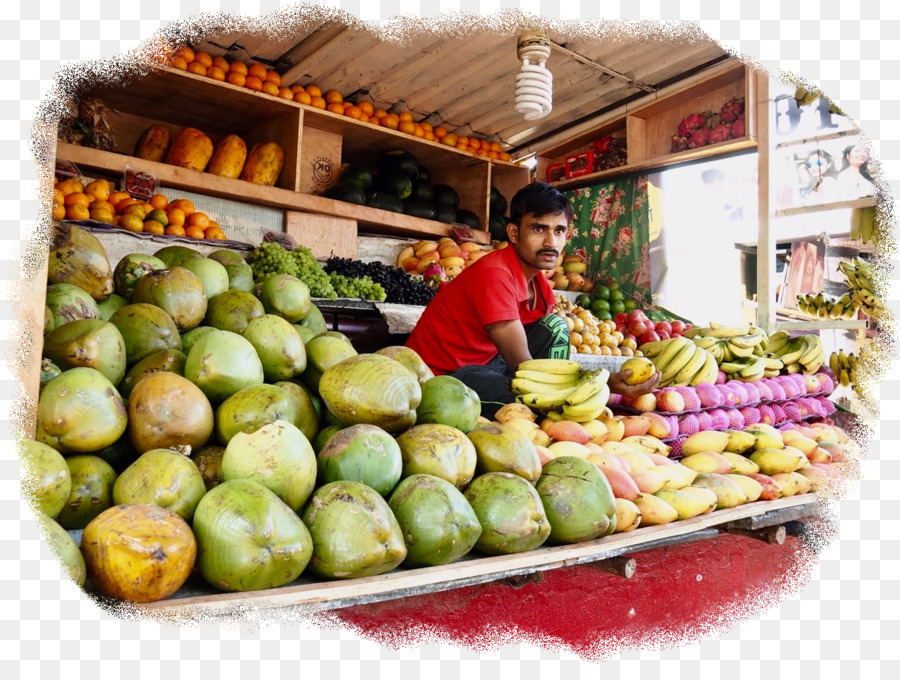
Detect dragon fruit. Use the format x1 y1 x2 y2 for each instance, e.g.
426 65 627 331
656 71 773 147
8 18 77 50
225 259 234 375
687 126 712 149
730 117 745 138
671 135 690 153
719 97 745 124
678 112 712 135
709 124 732 144
422 262 447 287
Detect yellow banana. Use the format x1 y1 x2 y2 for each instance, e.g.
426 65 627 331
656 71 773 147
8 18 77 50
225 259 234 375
673 346 710 386
563 368 610 406
659 342 697 385
514 369 583 386
512 377 578 395
561 385 611 421
689 351 719 386
652 337 693 372
516 358 582 376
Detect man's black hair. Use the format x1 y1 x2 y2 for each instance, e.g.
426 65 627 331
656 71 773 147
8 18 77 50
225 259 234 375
509 181 574 226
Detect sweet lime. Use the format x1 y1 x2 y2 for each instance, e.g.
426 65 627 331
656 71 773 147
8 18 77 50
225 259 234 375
592 284 611 301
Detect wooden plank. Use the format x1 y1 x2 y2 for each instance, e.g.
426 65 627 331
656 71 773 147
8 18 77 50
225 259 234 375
285 211 357 259
138 495 818 617
55 143 491 244
775 196 876 218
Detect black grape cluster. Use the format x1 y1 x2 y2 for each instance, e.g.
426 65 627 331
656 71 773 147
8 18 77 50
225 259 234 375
328 272 387 301
325 257 436 306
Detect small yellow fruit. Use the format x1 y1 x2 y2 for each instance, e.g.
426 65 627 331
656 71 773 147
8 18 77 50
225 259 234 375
621 357 656 385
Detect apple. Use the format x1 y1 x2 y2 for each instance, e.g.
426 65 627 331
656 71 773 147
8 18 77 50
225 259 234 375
627 310 647 326
640 330 661 345
655 321 672 335
629 320 649 337
670 320 686 336
657 330 671 340
614 313 627 325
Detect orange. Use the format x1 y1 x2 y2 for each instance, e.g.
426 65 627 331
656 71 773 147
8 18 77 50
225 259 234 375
108 191 131 207
207 66 226 81
166 207 186 227
358 101 375 117
51 204 66 220
184 226 206 239
187 212 210 229
205 220 220 231
119 213 144 232
261 81 279 96
84 179 111 200
456 136 469 147
187 62 207 77
265 71 282 87
123 203 149 219
165 224 186 237
358 113 370 123
412 123 425 137
490 141 503 153
229 61 248 76
345 105 363 120
433 126 448 139
174 46 195 64
325 102 345 114
212 56 230 72
305 84 322 98
226 72 246 87
398 111 414 123
442 133 458 147
115 197 139 214
310 96 327 109
381 113 400 130
373 108 388 119
277 87 294 101
193 52 213 69
148 193 169 210
499 152 511 162
64 192 91 208
89 207 115 224
204 227 226 240
424 131 435 141
169 198 194 215
65 204 89 220
324 89 343 104
89 199 116 214
487 150 499 159
244 76 263 92
171 56 188 70
56 179 84 195
290 84 306 94
53 189 65 206
247 63 268 80
143 220 165 236
342 101 354 110
294 90 312 106
398 121 415 135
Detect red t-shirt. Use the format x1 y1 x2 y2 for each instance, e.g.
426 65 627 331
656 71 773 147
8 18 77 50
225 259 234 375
406 244 555 374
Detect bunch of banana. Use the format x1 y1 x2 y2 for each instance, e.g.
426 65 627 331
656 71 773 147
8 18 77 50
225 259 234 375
795 292 862 320
838 257 880 317
793 85 820 108
513 360 611 420
829 349 857 389
765 331 826 375
718 355 769 382
849 205 877 244
687 323 769 364
639 336 718 387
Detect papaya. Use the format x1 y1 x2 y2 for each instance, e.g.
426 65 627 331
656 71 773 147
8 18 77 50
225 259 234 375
206 134 248 179
166 127 214 171
240 142 284 186
134 124 171 163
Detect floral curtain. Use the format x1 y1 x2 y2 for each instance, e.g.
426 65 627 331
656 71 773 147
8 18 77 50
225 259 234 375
565 176 652 306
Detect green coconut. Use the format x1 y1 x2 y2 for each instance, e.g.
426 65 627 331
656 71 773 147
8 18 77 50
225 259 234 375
91 433 139 475
36 367 127 455
374 346 435 384
108 303 182 366
153 244 203 268
44 306 54 335
193 478 313 592
300 332 358 393
96 293 128 321
297 302 328 335
214 383 298 445
464 472 551 555
301 480 407 580
45 282 100 329
258 273 311 323
241 314 307 382
535 456 617 544
467 421 542 484
47 223 114 301
388 474 482 567
42 318 127 386
36 512 86 587
112 253 167 300
117 348 187 399
132 266 208 332
55 455 117 530
415 375 481 432
273 380 319 442
181 326 217 356
113 448 207 522
207 249 249 268
222 419 317 513
316 424 403 496
224 263 255 293
191 445 226 491
313 424 342 453
318 353 421 433
126 372 215 455
203 288 265 334
395 423 477 490
184 329 264 404
19 439 71 519
179 256 230 301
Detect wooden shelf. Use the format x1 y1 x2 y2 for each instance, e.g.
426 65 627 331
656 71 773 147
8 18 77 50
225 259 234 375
775 318 869 331
775 195 876 218
129 495 818 619
56 142 492 245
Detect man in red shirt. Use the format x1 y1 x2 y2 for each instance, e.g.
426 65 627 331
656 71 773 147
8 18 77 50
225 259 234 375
407 181 657 417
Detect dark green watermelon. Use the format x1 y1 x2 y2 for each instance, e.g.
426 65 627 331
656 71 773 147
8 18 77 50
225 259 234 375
323 182 366 205
432 184 459 209
403 200 436 220
340 165 374 191
378 150 418 178
366 192 405 214
455 209 481 230
375 171 413 200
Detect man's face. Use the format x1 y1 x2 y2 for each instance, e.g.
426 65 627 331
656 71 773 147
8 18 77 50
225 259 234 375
508 211 570 272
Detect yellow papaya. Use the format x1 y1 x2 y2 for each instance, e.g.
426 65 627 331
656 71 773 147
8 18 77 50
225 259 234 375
206 134 248 179
165 127 214 171
240 142 284 186
134 125 171 163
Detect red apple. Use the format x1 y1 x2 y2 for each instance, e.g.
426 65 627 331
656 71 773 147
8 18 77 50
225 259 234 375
629 320 649 337
671 320 686 335
627 310 647 326
657 330 671 340
639 330 661 345
655 321 672 335
614 313 627 325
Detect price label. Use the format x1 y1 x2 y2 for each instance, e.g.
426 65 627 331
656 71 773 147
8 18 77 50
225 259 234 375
263 231 298 250
124 166 158 200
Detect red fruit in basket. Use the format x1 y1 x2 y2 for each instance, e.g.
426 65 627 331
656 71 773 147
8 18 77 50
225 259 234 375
670 320 686 336
719 97 745 124
709 124 732 144
655 321 672 335
688 126 712 148
629 319 648 337
678 112 709 135
639 330 660 345
730 117 746 138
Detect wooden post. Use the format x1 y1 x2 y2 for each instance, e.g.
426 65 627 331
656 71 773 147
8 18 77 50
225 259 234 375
589 556 637 579
724 524 787 545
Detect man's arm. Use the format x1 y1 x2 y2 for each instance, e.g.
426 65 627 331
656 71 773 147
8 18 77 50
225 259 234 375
485 319 531 375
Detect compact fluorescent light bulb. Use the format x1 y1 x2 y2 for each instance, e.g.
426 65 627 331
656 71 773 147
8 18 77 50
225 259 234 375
515 31 553 121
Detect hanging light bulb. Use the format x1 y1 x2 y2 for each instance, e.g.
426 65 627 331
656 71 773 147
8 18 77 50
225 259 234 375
515 30 553 121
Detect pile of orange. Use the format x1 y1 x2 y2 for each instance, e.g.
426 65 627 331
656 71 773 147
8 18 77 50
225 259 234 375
167 46 514 162
53 178 227 241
